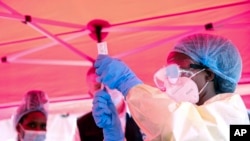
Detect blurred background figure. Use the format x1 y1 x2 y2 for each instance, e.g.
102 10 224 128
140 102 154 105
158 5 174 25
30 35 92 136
8 90 49 141
76 66 144 141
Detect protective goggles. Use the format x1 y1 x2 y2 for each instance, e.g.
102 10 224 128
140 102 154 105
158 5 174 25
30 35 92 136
153 63 206 91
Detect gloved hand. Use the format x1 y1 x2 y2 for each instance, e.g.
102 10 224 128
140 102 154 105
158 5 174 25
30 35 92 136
94 55 142 96
92 90 124 141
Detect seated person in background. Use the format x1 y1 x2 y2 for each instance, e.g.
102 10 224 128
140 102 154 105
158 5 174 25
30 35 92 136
76 66 144 141
93 33 250 141
12 90 49 141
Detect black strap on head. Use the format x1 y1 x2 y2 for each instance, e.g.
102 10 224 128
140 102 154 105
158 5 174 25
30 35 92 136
190 64 208 69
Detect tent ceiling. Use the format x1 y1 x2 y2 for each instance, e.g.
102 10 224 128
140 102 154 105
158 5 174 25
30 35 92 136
0 0 250 105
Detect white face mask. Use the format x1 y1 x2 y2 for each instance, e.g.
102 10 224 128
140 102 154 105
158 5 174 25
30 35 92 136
154 64 208 104
19 125 46 141
165 76 205 104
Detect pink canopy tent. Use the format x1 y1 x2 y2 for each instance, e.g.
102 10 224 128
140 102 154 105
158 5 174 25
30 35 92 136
0 0 250 115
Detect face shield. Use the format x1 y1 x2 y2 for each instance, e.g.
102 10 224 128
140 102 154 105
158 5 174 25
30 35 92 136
153 64 207 104
154 64 206 91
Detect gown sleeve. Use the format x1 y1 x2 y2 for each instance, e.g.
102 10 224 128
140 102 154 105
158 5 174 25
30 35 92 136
126 84 249 141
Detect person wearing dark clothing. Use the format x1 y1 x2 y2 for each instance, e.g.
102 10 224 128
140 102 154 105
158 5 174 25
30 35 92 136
76 66 144 141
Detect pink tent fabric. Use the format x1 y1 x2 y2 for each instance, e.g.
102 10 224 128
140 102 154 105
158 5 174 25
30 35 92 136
0 0 250 110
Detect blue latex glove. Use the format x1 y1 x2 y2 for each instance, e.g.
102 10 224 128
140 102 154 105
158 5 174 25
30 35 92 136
92 90 124 141
94 55 142 96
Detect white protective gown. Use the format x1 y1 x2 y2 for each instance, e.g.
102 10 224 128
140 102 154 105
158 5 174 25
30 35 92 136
126 84 249 141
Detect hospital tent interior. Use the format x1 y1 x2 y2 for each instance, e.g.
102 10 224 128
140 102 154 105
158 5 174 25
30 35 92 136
0 0 249 140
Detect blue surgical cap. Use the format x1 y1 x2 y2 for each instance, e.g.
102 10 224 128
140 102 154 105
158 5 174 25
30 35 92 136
171 33 242 93
14 90 49 127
